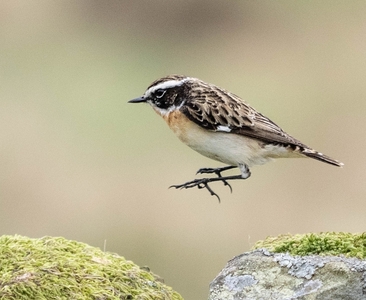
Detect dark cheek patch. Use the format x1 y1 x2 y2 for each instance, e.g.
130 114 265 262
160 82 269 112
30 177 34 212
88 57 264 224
154 95 171 109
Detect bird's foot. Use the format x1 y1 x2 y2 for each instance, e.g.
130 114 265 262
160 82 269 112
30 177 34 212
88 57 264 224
170 178 221 202
196 166 236 192
170 168 248 202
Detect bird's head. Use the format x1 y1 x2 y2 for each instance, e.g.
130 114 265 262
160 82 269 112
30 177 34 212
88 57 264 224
128 75 194 116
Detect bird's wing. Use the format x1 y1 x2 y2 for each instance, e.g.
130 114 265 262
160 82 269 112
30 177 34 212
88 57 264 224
180 85 307 149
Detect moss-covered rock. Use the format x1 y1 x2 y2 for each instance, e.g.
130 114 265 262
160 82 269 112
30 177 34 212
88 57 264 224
0 235 183 300
252 232 366 258
209 249 366 300
209 232 366 299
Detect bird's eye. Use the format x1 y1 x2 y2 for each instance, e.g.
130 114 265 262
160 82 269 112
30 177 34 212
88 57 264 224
155 89 166 98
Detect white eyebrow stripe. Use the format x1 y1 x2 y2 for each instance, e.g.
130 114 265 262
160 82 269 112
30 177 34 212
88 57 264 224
144 78 192 98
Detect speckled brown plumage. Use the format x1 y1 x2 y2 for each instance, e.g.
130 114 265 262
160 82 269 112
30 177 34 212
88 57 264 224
129 75 343 200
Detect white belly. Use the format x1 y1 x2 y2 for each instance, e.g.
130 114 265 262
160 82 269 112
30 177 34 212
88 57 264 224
181 126 273 167
163 110 302 168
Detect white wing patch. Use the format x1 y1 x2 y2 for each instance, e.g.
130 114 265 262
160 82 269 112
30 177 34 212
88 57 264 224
217 125 231 132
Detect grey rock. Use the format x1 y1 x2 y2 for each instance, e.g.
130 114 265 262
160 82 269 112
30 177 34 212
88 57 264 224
209 249 366 300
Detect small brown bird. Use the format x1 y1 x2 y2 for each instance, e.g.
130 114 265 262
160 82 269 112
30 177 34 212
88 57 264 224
129 75 343 201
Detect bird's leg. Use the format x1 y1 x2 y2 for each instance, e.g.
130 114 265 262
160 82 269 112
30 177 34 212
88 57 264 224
196 166 236 192
238 163 251 179
170 165 251 202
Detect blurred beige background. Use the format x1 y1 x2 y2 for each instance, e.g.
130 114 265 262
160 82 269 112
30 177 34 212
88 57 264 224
0 1 365 299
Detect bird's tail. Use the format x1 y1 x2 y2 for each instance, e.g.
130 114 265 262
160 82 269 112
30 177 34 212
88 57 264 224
302 148 344 167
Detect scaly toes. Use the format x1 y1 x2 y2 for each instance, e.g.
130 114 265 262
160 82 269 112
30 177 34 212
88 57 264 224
196 168 216 175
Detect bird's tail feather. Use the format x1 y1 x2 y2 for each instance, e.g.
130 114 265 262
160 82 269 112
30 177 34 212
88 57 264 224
302 148 343 167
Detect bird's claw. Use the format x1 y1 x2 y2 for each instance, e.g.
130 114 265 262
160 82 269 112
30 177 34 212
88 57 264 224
170 166 246 201
196 167 233 193
169 178 221 202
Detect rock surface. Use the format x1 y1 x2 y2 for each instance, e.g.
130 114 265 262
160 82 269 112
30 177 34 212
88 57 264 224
209 249 366 300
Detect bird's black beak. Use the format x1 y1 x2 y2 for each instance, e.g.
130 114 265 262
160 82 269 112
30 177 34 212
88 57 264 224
128 96 147 103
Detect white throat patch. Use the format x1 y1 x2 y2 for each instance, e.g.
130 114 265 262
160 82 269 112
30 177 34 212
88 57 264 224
151 100 186 117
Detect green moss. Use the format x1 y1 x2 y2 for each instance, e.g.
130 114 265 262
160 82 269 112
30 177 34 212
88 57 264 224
0 235 183 300
253 232 366 259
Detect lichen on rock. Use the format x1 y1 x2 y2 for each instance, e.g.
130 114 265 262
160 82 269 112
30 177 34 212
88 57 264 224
209 232 366 300
209 249 366 299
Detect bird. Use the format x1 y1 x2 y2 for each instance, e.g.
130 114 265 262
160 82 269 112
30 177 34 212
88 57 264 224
129 75 343 201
